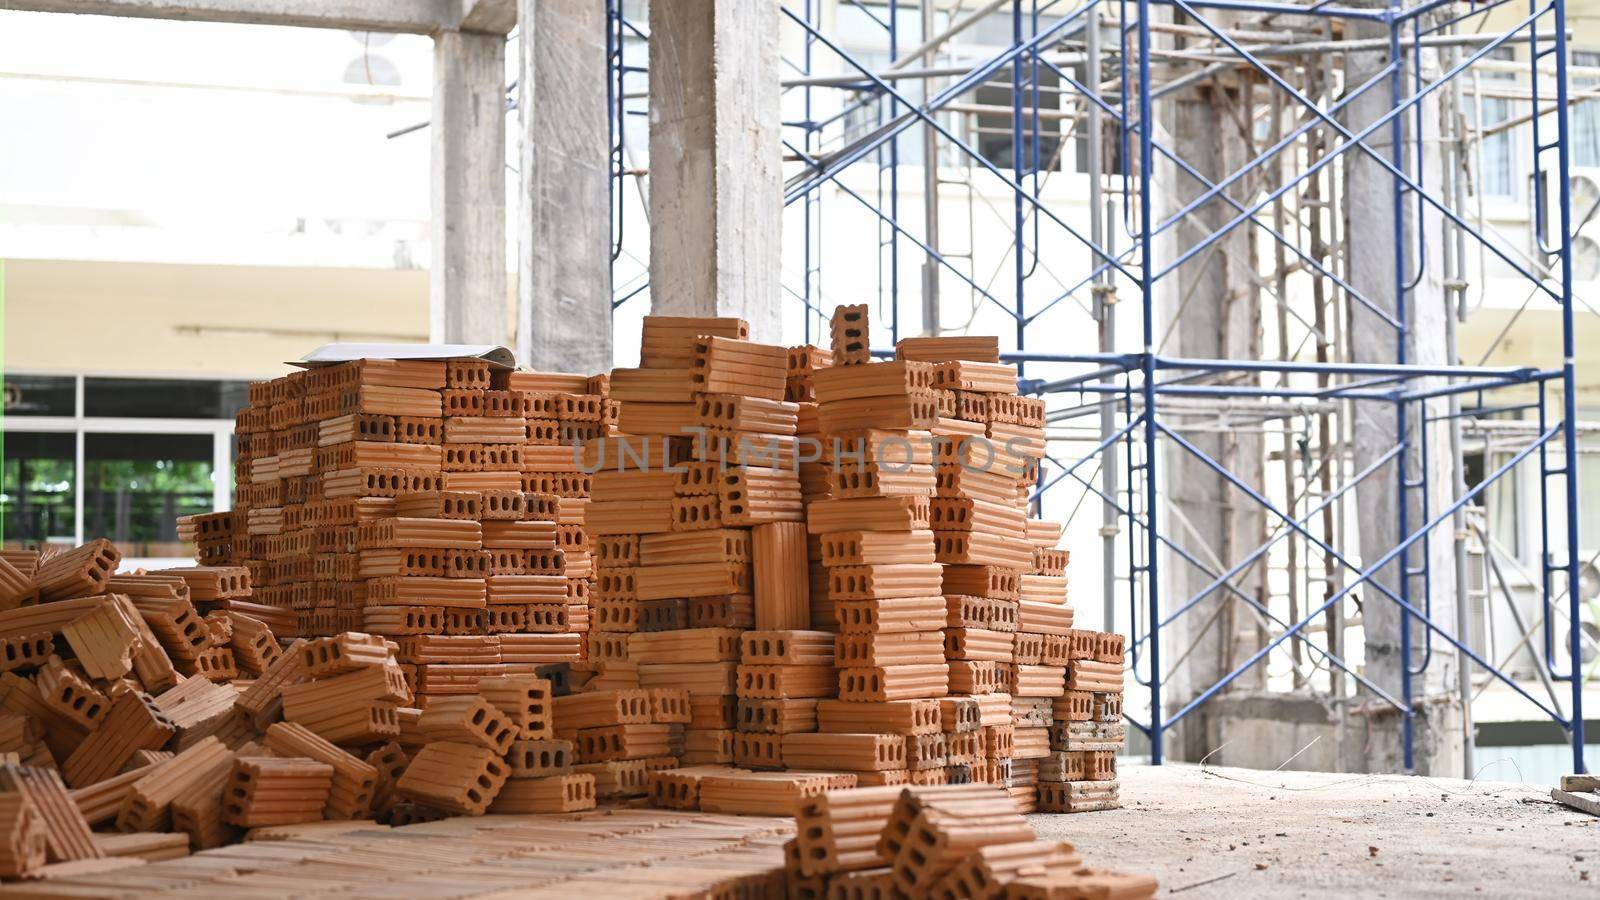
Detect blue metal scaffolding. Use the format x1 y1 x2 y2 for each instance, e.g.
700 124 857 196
608 0 1588 774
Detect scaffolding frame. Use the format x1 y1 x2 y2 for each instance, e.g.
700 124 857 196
608 0 1588 774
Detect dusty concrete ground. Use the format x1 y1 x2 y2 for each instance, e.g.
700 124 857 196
1029 763 1599 898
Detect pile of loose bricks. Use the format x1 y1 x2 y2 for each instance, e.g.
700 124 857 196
0 311 1140 895
0 541 620 881
789 782 1156 898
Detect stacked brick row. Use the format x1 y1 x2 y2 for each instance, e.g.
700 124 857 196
186 357 603 705
800 304 952 785
1039 625 1128 813
586 317 808 768
898 327 1043 804
787 781 1157 898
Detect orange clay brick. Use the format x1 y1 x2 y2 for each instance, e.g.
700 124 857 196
417 696 516 754
34 540 120 604
61 601 140 681
395 741 510 815
488 773 596 813
0 793 46 877
262 722 378 820
62 691 177 789
475 674 552 739
793 785 904 876
114 737 234 833
36 658 109 732
221 756 333 828
0 764 100 863
782 733 906 772
300 632 393 677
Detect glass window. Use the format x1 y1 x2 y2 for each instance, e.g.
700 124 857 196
1572 51 1600 168
974 68 1063 172
1481 97 1516 198
83 433 213 556
1477 48 1519 200
1 431 76 547
2 375 75 417
84 377 249 419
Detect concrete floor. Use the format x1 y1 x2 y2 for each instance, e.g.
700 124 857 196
1032 763 1599 898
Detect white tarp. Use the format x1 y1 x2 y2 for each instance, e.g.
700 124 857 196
294 343 517 369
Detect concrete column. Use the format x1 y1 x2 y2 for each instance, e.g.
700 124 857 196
516 0 613 372
1344 9 1460 774
647 0 783 342
431 28 508 346
1158 73 1268 762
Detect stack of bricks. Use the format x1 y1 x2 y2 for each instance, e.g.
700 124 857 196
801 304 950 785
783 342 836 631
1039 626 1128 813
189 356 601 703
925 335 1058 808
548 687 687 802
787 781 1157 898
586 316 806 768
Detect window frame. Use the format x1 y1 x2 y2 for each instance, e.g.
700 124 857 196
3 372 236 557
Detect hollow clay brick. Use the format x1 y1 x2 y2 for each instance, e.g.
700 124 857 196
573 724 676 763
838 664 950 702
735 698 818 735
364 741 410 817
640 316 750 369
679 729 736 765
262 722 378 820
782 733 905 772
395 741 510 815
488 773 596 813
628 628 742 663
475 674 552 739
36 657 109 732
1035 781 1120 814
736 665 837 701
417 696 516 754
806 496 931 535
34 540 120 604
752 523 810 631
890 800 1034 894
0 633 52 675
691 336 787 401
927 840 1080 900
553 689 651 731
576 757 677 798
169 757 243 850
1065 660 1122 694
62 691 177 789
221 756 333 828
0 793 46 877
507 739 573 778
0 557 37 610
59 598 138 675
115 737 233 833
829 305 872 366
0 764 100 863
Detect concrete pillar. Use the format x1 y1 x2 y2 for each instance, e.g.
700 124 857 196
431 28 508 346
647 0 783 341
516 0 613 373
1344 8 1459 774
1158 74 1267 762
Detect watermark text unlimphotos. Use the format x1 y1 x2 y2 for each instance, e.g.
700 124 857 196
573 429 1037 476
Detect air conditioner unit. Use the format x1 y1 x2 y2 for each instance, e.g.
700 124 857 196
1537 166 1600 270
